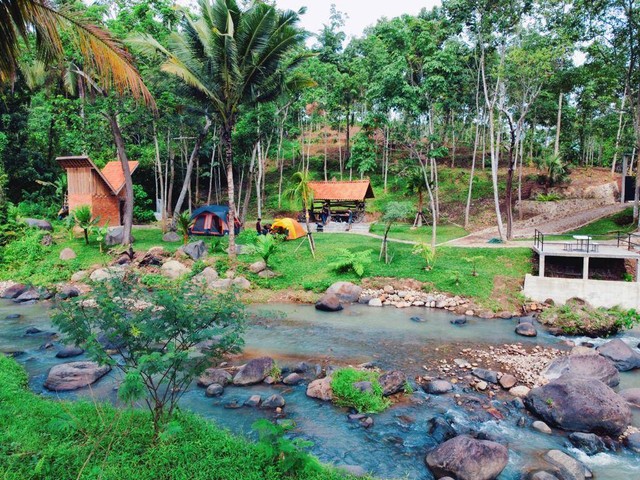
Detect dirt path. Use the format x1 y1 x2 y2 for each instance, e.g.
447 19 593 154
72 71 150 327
444 203 628 248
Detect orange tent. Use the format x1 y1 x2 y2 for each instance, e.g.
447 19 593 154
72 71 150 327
270 218 306 240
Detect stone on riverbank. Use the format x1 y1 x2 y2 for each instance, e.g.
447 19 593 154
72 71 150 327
198 368 232 387
379 370 406 396
596 339 640 371
326 282 362 303
233 357 274 386
306 376 333 401
532 421 552 434
44 362 111 391
568 432 606 455
525 376 631 436
472 368 499 384
315 293 343 312
539 354 619 387
425 435 508 480
14 287 43 303
1 283 28 299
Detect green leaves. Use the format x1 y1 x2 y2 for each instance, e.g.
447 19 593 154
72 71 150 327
330 368 390 414
328 248 372 277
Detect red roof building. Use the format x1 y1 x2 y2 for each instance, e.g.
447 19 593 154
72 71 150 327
57 156 139 226
308 180 375 202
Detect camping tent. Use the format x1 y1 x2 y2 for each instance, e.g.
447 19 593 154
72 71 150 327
189 205 240 236
271 218 306 240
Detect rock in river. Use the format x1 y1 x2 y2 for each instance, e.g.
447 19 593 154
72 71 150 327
619 388 640 407
544 450 587 480
596 339 640 371
307 376 333 401
379 370 407 396
233 357 274 386
198 368 232 387
424 380 453 394
525 376 631 436
315 293 343 312
425 435 509 480
55 346 85 359
539 354 619 387
44 362 111 391
568 432 606 456
515 322 537 337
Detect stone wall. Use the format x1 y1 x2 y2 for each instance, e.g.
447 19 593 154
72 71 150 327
523 274 640 309
517 181 619 218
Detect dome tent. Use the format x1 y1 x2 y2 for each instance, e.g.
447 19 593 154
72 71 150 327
270 218 306 240
189 205 241 236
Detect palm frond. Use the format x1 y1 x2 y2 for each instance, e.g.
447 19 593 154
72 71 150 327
1 0 154 108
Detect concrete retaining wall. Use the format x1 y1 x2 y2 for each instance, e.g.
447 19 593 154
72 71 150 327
523 274 640 309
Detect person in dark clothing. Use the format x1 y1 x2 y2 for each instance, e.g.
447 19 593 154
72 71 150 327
256 218 263 235
321 202 330 225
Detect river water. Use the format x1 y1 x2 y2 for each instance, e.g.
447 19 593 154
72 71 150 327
1 300 639 479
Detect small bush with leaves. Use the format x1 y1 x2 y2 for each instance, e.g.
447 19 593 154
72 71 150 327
252 419 321 475
176 211 192 245
248 233 281 267
72 205 100 245
329 248 373 277
464 255 485 276
412 243 435 270
52 274 246 436
133 184 157 223
331 368 390 414
534 192 563 202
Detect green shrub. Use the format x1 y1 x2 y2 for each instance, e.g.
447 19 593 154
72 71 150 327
330 368 390 414
534 192 563 202
133 184 157 223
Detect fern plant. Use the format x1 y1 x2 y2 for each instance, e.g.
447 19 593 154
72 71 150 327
72 205 99 245
329 248 373 277
176 211 192 245
250 233 280 267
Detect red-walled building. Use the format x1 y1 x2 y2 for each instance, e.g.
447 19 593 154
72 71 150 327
57 156 139 226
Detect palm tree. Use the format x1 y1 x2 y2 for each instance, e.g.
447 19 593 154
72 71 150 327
129 0 308 259
286 170 316 257
1 0 152 104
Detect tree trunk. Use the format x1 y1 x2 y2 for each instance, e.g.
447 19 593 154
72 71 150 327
172 117 212 225
554 92 563 158
505 117 517 240
612 92 627 174
105 112 133 245
222 122 237 260
465 114 480 230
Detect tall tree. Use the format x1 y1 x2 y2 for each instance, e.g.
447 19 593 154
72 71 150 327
131 0 308 258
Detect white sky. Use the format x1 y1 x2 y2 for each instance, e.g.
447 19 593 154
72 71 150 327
274 1 441 40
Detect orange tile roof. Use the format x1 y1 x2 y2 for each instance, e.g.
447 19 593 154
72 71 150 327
101 161 139 194
308 180 375 201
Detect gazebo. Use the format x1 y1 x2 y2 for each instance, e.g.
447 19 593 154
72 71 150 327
307 180 375 223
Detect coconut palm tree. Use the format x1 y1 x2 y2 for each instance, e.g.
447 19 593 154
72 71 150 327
0 0 152 104
286 170 316 257
129 0 309 259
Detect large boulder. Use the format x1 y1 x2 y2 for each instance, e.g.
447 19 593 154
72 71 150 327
525 376 631 436
539 354 619 387
543 450 586 480
515 322 537 337
90 267 125 282
104 226 133 246
325 282 363 303
249 260 267 273
568 432 607 456
306 376 333 401
425 435 509 480
181 240 207 260
43 362 111 391
59 248 77 261
197 368 232 387
619 388 640 408
232 357 274 386
378 370 407 396
1 283 28 299
23 218 52 231
315 293 343 312
596 339 640 371
161 260 190 279
192 267 219 286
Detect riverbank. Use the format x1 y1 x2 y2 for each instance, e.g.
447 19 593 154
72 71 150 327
0 354 357 480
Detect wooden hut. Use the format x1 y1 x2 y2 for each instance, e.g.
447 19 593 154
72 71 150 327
57 155 139 226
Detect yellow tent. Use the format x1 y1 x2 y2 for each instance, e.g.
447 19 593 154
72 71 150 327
271 218 306 240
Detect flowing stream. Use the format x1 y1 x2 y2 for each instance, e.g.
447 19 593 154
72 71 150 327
1 300 639 479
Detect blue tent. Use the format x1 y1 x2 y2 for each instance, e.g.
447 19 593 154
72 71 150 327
189 205 240 236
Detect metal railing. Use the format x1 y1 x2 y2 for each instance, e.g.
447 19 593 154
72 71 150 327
535 229 633 252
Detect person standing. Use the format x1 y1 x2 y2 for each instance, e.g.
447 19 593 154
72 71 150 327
256 218 263 235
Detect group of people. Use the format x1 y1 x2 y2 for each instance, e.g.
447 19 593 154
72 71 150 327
320 202 353 225
255 218 271 235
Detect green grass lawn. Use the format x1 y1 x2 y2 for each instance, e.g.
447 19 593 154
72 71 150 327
243 233 531 301
567 207 635 238
0 224 531 304
368 222 468 244
0 356 353 480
